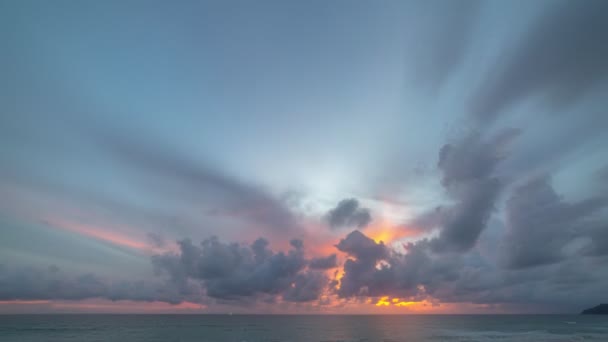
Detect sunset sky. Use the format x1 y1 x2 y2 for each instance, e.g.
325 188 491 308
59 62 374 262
1 0 608 314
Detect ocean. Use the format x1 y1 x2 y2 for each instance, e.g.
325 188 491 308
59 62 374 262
1 314 607 341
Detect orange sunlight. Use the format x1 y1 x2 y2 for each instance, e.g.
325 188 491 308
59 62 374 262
366 223 423 245
375 296 417 307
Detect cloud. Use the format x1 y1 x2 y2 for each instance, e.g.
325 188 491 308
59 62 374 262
335 230 388 263
282 271 329 303
309 254 337 270
153 236 332 303
595 165 608 184
336 129 519 299
326 198 372 229
91 127 299 234
334 230 391 298
500 175 607 269
333 231 460 300
0 264 199 304
147 232 166 248
406 0 480 91
583 222 608 257
331 229 608 312
471 0 608 122
412 129 520 253
440 254 608 312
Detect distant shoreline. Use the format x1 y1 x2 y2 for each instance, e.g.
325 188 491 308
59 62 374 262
581 304 608 315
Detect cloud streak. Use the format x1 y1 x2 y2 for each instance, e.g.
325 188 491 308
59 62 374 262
471 0 608 123
91 126 300 235
406 0 480 90
43 217 164 254
0 264 198 305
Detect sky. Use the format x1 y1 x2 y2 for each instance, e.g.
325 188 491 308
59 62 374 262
1 0 608 314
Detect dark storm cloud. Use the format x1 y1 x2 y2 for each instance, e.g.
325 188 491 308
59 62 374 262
500 176 607 269
0 264 199 304
414 129 520 253
92 127 299 233
326 198 372 229
471 0 608 122
408 0 480 90
153 236 331 303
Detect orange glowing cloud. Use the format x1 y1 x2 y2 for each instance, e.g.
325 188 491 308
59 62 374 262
375 296 391 306
374 296 416 307
44 217 170 254
366 222 424 245
370 296 436 312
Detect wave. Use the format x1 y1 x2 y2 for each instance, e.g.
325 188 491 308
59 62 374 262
431 328 605 341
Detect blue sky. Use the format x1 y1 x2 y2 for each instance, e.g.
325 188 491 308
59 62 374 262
1 0 608 313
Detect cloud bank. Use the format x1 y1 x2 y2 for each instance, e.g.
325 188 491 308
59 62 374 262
153 237 332 303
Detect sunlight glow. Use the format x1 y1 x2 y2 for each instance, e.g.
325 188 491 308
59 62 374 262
375 296 418 307
366 221 424 245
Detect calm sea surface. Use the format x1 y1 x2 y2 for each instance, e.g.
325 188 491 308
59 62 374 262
1 314 607 342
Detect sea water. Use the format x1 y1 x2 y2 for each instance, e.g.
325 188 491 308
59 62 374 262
1 314 607 341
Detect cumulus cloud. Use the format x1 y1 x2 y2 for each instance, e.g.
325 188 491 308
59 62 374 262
326 198 372 229
334 230 390 298
283 271 329 302
471 0 608 122
335 230 388 263
153 236 332 303
334 231 461 300
309 254 337 270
